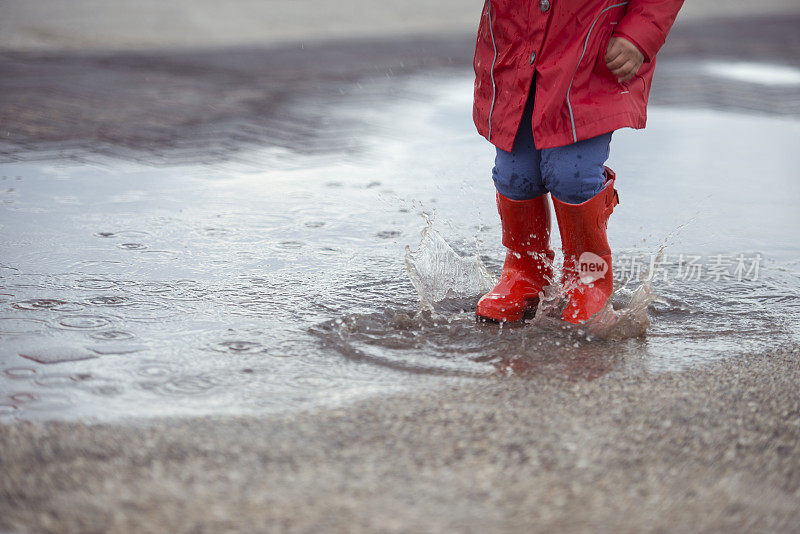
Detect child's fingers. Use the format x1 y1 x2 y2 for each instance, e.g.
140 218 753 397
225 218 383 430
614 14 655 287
605 37 642 81
618 69 636 82
604 42 623 64
605 52 629 71
610 59 636 80
609 57 634 75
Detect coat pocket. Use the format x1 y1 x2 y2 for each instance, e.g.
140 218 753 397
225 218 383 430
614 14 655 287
593 3 630 82
593 26 617 80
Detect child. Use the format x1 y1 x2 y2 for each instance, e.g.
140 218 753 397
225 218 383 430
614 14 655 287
473 0 684 323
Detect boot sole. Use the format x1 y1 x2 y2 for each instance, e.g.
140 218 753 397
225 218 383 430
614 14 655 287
475 299 538 324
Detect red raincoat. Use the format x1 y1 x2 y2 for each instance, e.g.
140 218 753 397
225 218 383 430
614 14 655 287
473 0 684 150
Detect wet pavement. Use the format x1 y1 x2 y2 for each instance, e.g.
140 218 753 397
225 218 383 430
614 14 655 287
1 12 800 533
2 15 800 165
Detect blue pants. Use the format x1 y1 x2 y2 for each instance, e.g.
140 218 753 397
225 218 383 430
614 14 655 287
492 87 612 204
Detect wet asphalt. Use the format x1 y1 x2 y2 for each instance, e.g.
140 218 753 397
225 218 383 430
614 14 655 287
2 347 799 532
2 13 800 534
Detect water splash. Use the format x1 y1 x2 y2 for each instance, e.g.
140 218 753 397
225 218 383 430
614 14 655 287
591 281 655 339
403 214 656 339
404 215 495 308
524 269 654 340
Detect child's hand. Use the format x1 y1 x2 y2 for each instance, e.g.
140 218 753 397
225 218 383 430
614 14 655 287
604 37 644 83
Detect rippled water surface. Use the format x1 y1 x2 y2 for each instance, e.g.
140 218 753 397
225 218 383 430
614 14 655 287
1 74 799 420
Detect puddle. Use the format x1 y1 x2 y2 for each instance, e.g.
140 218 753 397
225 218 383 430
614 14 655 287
1 73 798 421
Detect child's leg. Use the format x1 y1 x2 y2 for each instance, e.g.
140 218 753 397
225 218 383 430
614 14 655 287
477 86 553 323
491 88 546 200
539 133 612 204
542 133 618 325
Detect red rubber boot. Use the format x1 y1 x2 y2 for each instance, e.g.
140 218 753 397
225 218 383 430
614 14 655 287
552 167 619 324
476 193 554 322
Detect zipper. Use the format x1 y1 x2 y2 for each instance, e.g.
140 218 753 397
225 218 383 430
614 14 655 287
565 1 629 143
487 3 498 142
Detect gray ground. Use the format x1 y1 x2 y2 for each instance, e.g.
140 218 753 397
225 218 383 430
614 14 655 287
2 3 800 533
2 347 799 532
2 0 799 52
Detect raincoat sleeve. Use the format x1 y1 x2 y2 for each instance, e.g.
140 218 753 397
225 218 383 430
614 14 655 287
614 0 685 62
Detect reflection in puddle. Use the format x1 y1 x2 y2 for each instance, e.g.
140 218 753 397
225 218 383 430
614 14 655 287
703 61 800 86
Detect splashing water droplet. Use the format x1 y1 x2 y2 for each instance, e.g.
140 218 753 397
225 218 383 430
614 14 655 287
86 296 129 306
74 278 117 290
91 330 134 341
404 221 495 307
57 314 112 329
212 340 263 353
13 299 69 311
117 243 147 250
